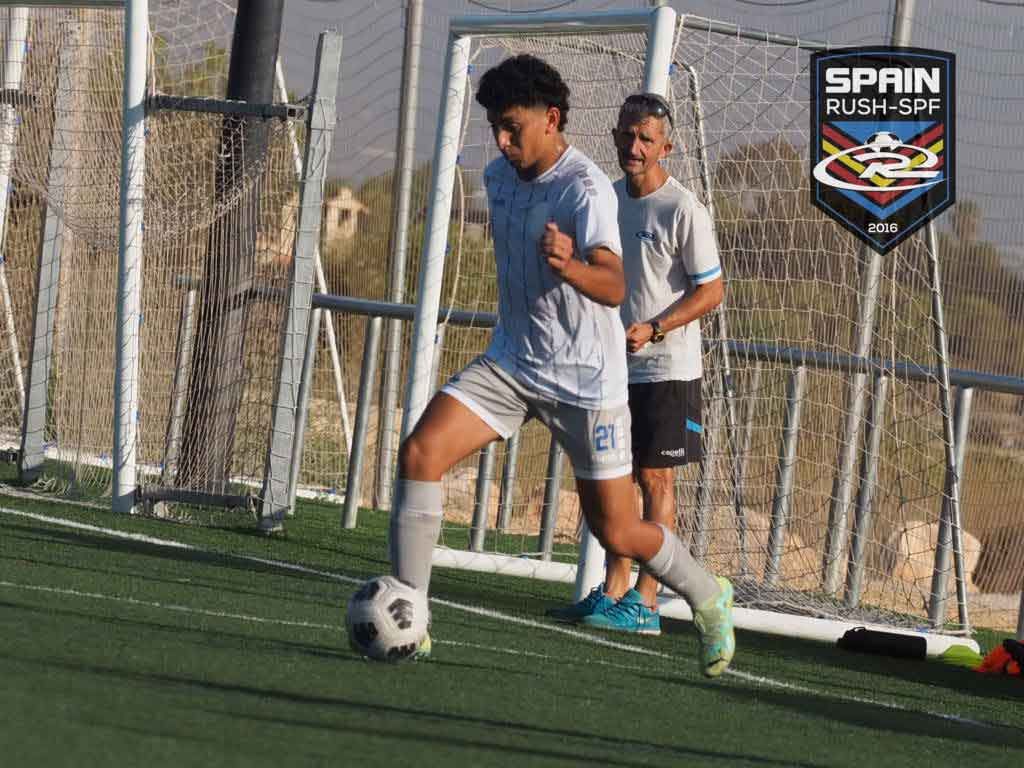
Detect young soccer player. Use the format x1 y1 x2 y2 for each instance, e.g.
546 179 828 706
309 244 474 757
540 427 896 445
389 56 734 677
547 93 731 641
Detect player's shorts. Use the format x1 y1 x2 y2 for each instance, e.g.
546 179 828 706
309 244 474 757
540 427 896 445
441 355 632 480
628 378 703 469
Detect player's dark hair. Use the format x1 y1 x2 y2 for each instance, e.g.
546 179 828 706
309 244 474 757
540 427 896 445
475 54 570 130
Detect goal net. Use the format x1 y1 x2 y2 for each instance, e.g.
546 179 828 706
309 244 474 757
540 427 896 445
406 8 971 643
0 2 305 518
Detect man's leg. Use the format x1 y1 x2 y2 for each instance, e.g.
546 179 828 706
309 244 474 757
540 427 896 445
576 475 717 605
633 467 675 606
601 488 639 599
579 474 734 676
391 393 500 592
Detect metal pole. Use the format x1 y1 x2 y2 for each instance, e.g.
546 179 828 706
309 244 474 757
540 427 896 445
160 288 197 485
469 442 496 552
574 520 607 600
926 384 971 620
19 17 76 483
0 7 29 422
112 0 148 513
496 430 520 533
685 61 745 571
736 362 762 506
429 323 446 393
765 366 807 586
376 0 424 511
342 316 383 529
538 439 564 562
259 31 342 529
844 373 889 607
822 0 917 593
274 59 352 457
179 0 286 490
693 380 723 561
928 373 973 628
891 0 916 44
286 307 322 513
822 248 882 592
397 33 470 447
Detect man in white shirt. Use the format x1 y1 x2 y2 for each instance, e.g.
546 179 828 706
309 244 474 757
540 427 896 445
390 59 734 676
547 93 732 645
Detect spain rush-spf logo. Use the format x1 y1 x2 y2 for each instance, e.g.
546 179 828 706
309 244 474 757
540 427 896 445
810 47 955 253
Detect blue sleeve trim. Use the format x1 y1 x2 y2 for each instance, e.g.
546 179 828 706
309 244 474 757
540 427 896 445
689 265 722 284
686 419 703 434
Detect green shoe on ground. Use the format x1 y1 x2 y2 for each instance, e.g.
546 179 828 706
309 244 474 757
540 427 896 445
693 577 735 678
413 632 432 660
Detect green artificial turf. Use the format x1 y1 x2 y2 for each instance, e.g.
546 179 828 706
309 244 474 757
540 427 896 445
0 488 1021 768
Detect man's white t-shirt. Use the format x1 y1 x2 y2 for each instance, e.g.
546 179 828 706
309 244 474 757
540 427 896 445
482 146 627 409
615 175 722 384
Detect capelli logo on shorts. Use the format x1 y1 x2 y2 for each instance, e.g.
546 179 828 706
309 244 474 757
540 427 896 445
635 231 656 242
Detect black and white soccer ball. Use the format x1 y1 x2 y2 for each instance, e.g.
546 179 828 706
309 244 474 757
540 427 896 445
345 575 429 662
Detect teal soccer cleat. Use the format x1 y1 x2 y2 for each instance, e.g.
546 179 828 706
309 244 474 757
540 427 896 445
546 584 615 623
580 589 662 636
693 577 735 678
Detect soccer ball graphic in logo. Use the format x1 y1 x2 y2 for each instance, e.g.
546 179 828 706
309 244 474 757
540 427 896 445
345 576 429 662
865 131 902 152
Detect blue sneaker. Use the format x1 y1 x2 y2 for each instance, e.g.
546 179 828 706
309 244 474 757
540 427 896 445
694 577 735 678
546 584 615 623
580 589 662 635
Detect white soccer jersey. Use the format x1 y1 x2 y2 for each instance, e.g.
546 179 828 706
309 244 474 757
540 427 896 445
482 146 627 409
616 175 722 383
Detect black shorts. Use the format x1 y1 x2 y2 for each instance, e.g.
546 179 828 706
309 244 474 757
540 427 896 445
628 379 704 469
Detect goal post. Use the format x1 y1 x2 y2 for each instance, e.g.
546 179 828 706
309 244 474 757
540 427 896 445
398 7 979 653
113 0 147 513
0 2 340 523
399 3 681 623
400 7 678 445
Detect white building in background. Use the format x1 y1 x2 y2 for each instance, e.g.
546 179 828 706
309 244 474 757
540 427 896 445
322 187 368 243
260 186 368 264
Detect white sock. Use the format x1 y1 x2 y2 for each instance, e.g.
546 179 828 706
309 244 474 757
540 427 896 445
388 479 443 592
643 523 720 608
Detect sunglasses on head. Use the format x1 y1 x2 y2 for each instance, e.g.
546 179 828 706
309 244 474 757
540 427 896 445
622 93 674 126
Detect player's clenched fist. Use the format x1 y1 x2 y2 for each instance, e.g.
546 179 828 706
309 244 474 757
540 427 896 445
540 221 575 277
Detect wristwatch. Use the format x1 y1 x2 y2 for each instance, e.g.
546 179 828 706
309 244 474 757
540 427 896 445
650 320 666 344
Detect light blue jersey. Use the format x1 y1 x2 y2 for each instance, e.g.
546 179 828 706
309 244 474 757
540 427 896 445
616 176 722 384
483 146 627 409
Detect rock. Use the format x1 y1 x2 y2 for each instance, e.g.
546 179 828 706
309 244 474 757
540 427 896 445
883 520 981 591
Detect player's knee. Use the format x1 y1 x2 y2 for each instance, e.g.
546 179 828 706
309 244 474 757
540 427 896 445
398 434 437 479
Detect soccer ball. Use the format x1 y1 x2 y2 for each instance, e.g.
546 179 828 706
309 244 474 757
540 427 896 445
345 575 429 662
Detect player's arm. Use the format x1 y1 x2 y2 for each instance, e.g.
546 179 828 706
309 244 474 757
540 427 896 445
625 201 723 353
541 222 625 307
625 277 722 352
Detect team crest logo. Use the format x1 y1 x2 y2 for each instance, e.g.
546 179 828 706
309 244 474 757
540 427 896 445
810 47 955 253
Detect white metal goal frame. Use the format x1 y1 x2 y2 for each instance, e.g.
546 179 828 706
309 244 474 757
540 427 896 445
400 3 676 621
0 1 343 523
398 6 979 655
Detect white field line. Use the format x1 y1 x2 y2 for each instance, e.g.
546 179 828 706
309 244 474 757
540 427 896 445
0 579 337 631
0 506 1000 730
